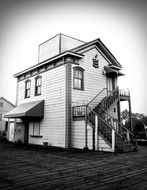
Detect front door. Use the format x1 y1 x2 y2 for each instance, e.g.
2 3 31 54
107 77 116 92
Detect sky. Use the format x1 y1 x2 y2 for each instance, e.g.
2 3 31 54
0 0 147 115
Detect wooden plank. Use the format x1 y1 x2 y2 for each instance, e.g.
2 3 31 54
0 142 147 190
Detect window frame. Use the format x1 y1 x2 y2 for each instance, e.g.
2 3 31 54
25 80 31 98
35 76 42 96
30 121 42 138
73 66 84 90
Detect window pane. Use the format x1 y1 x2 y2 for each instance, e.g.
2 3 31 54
27 89 30 97
29 122 33 135
73 67 84 90
34 122 40 136
37 87 41 94
74 70 79 78
78 79 82 89
26 81 30 89
37 78 39 86
78 71 82 79
37 78 41 86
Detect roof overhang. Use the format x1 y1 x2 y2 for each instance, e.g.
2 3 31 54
5 100 44 119
14 51 84 78
104 66 124 77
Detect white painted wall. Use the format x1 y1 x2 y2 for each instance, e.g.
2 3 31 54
17 64 66 147
72 120 112 152
72 45 108 107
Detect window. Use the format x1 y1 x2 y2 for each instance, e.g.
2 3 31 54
25 80 31 98
29 122 41 137
35 76 42 96
73 67 84 90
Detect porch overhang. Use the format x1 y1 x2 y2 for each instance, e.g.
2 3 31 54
104 66 124 77
5 100 44 119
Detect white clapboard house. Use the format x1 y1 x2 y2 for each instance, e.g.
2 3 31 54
5 34 137 152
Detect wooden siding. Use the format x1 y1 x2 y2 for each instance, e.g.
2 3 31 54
71 46 116 152
0 98 14 132
72 121 112 152
17 65 66 148
72 46 108 106
71 120 85 149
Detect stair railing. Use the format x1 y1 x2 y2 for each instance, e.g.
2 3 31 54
87 107 116 150
100 87 119 110
98 107 134 141
87 88 107 113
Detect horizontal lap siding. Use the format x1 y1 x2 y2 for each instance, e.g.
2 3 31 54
72 46 108 106
72 121 85 149
0 99 14 131
17 65 66 147
72 121 112 151
71 47 109 150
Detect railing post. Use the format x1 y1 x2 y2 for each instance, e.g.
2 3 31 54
127 131 130 141
95 114 98 151
112 129 115 152
85 105 88 149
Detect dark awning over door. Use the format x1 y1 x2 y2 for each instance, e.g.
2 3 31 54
104 66 124 77
5 100 44 118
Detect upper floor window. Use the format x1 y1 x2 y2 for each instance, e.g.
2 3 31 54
25 80 31 98
73 67 84 90
35 76 42 96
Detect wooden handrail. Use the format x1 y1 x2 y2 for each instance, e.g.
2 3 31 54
87 107 123 138
100 87 119 109
99 107 134 136
87 88 107 107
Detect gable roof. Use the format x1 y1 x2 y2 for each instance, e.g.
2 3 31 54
0 97 15 107
71 38 122 68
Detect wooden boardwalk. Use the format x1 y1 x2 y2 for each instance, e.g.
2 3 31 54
0 142 146 190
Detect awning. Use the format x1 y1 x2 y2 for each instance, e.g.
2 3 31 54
5 100 44 118
104 66 124 77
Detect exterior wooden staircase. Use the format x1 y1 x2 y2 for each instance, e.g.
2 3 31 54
72 87 137 152
87 88 137 152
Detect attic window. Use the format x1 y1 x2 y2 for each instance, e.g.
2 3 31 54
73 67 84 90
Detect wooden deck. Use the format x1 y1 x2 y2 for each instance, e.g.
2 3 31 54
0 142 146 190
